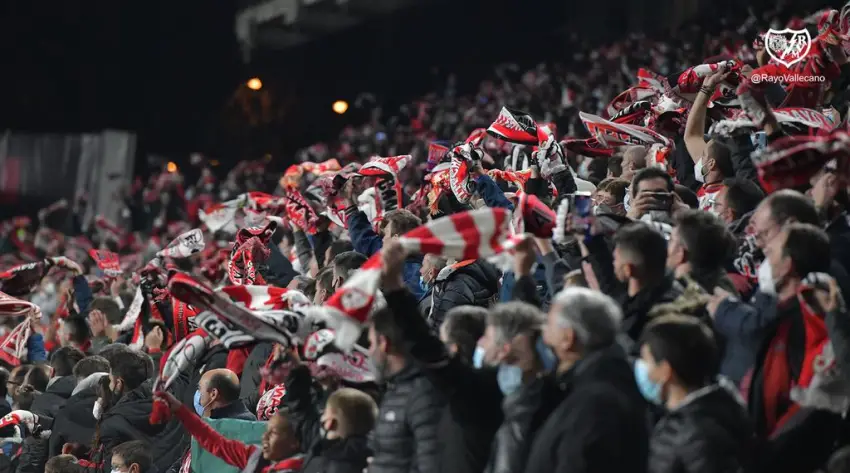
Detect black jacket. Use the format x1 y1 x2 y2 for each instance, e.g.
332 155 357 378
31 376 76 418
302 435 373 473
428 260 500 330
47 385 99 459
368 361 445 473
210 400 256 421
240 342 274 415
523 345 650 473
486 376 561 473
17 377 77 473
648 385 755 473
385 289 503 473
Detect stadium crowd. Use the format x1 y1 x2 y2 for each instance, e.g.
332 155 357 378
2 2 850 473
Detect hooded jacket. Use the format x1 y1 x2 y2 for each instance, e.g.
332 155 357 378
47 384 99 459
428 259 500 330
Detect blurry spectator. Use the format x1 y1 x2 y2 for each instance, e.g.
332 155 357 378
196 369 255 420
331 251 368 288
31 346 84 417
667 209 737 293
594 179 628 216
44 455 83 473
626 168 676 220
110 440 152 473
313 267 335 305
428 259 500 333
72 355 110 382
715 177 764 230
620 146 648 182
301 387 377 473
418 254 448 317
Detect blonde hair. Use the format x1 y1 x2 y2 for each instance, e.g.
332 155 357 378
326 388 378 437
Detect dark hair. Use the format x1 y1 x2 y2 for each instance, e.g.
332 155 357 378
207 372 241 402
9 365 32 394
89 297 123 325
327 240 354 261
13 384 38 410
631 167 675 197
783 223 831 279
766 190 820 226
302 278 317 300
45 454 83 473
370 306 405 353
442 307 487 365
64 316 91 345
290 276 313 294
278 226 295 247
722 177 764 219
588 157 609 183
598 178 629 203
316 267 335 294
380 209 422 236
706 140 735 178
333 251 368 281
640 315 718 389
112 440 152 472
607 156 624 177
50 346 86 378
23 365 50 392
73 356 110 379
674 209 735 271
97 343 133 366
613 222 668 279
109 350 153 391
673 184 699 209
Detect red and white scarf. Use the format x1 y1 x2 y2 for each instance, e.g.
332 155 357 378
321 207 513 350
0 292 38 367
89 249 121 277
752 130 850 193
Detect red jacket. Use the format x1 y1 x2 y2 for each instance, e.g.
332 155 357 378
174 405 303 473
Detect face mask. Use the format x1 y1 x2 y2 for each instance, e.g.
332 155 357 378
758 260 776 295
694 158 706 184
93 398 104 420
472 346 485 369
419 276 431 293
633 359 663 405
111 470 123 473
193 390 205 416
535 337 557 372
497 364 523 396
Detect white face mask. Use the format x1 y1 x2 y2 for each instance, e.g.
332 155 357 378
758 260 776 295
93 398 104 420
694 158 706 184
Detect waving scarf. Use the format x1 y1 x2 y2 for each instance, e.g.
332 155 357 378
320 207 513 350
89 250 121 277
227 222 276 286
752 130 850 193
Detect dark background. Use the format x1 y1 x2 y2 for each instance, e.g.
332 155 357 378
0 0 803 177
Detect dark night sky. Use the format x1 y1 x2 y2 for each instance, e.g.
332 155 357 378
0 0 578 172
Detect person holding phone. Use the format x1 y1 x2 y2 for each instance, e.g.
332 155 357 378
626 168 687 222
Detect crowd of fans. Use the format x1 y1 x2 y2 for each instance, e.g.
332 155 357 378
2 2 850 473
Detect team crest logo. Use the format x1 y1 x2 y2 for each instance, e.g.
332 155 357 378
764 28 812 68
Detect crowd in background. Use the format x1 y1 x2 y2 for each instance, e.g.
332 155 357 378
1 2 850 473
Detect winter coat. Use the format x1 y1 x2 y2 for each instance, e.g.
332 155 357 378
428 260 500 331
368 361 445 473
18 376 78 473
47 384 99 459
240 342 275 415
385 289 502 473
713 291 780 385
648 384 755 473
523 345 650 473
486 375 561 473
302 436 372 473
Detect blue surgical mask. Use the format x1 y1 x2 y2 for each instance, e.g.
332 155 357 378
193 390 205 416
633 359 663 405
419 276 431 293
497 365 523 396
472 346 485 369
535 337 557 373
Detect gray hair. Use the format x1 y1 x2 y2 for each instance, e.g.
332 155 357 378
486 301 545 344
424 254 448 271
552 287 622 351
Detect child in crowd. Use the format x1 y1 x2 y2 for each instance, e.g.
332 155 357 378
301 387 377 473
155 390 304 473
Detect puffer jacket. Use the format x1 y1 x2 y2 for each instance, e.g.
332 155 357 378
428 259 500 331
368 363 445 473
648 383 755 473
485 376 561 473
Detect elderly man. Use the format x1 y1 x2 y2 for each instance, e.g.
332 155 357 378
523 287 649 473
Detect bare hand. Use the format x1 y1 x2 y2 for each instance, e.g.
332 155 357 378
154 390 182 414
380 240 407 291
706 287 732 317
145 326 165 351
813 276 842 313
51 257 83 275
811 171 840 211
109 276 125 297
671 192 689 214
88 310 108 338
513 236 536 277
627 193 654 219
703 67 731 89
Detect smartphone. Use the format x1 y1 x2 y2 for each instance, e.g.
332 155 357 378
645 192 672 212
570 192 594 233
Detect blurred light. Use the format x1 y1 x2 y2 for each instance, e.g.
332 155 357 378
210 160 220 167
264 154 273 162
247 78 263 90
167 162 178 173
333 100 349 114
